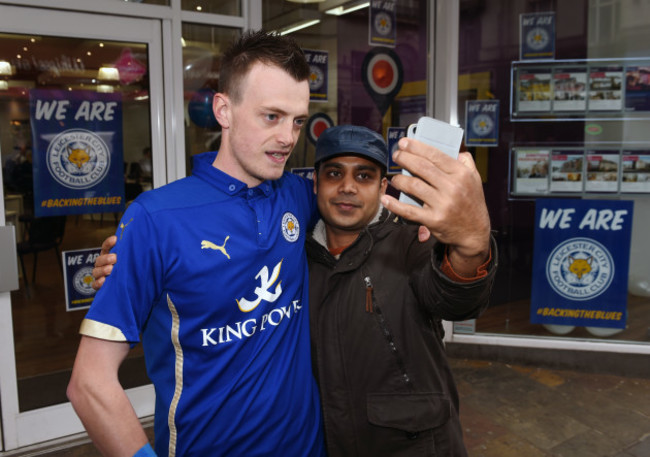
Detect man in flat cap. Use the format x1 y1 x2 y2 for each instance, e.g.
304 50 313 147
307 124 496 457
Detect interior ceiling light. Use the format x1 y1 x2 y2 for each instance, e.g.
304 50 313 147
267 8 322 35
279 19 321 35
97 84 114 93
324 0 370 15
0 60 12 75
285 0 326 3
98 66 120 81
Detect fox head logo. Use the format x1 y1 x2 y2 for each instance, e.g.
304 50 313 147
547 238 614 301
67 145 90 169
47 129 110 190
568 255 592 280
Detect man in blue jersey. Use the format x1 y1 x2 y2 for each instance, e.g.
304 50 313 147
67 31 325 457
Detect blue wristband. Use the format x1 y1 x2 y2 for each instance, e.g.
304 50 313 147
133 443 157 457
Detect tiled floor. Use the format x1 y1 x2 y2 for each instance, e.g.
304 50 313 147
7 358 650 457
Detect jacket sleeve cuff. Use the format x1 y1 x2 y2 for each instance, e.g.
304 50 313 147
440 245 492 283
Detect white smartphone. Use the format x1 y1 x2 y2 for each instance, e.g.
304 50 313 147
398 116 464 206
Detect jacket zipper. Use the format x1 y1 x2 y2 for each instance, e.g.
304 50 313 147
364 276 374 313
363 275 412 388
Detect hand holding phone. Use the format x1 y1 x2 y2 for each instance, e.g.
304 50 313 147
398 117 464 206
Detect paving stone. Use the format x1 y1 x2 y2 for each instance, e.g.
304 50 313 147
489 403 590 450
452 359 650 456
626 434 650 457
460 403 510 450
554 390 650 447
528 367 567 388
467 432 549 457
551 429 622 457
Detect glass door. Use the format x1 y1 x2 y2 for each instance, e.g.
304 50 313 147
0 5 164 450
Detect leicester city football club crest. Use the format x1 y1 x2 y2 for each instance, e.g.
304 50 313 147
546 237 614 301
73 266 96 296
282 212 300 243
309 65 325 92
374 12 392 36
46 128 111 189
471 114 495 136
526 27 550 51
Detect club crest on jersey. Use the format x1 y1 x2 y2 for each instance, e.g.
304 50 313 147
282 212 300 243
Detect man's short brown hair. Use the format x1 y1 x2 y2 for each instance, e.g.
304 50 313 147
220 30 310 103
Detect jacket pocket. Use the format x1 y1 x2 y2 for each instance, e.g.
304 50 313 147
366 392 450 433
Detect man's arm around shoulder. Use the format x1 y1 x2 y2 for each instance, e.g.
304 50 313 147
67 336 150 457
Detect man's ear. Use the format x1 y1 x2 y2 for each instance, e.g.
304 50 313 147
379 176 388 195
212 93 230 129
312 171 318 195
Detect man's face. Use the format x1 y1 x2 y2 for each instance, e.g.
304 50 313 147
314 155 388 236
215 62 310 187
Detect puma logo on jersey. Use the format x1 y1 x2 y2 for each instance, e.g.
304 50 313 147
201 236 230 259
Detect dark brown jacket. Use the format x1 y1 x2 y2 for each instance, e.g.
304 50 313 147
306 209 497 457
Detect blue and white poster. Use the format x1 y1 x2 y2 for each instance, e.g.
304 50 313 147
304 49 329 103
520 12 555 60
30 89 125 217
63 247 101 311
291 167 314 181
530 199 634 329
369 0 396 47
387 126 406 172
465 100 499 147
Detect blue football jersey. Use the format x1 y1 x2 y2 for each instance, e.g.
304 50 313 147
82 151 324 456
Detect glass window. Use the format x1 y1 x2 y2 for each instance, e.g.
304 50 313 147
1 32 153 411
262 0 429 172
182 0 241 16
456 0 650 343
182 24 239 174
122 0 170 5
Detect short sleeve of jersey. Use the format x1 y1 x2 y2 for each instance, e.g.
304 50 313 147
81 201 163 345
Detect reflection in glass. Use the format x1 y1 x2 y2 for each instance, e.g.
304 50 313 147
0 33 151 411
181 0 240 15
456 1 650 343
122 0 170 5
182 24 239 174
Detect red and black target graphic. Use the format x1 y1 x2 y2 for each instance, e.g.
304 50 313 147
306 112 334 145
361 47 404 116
